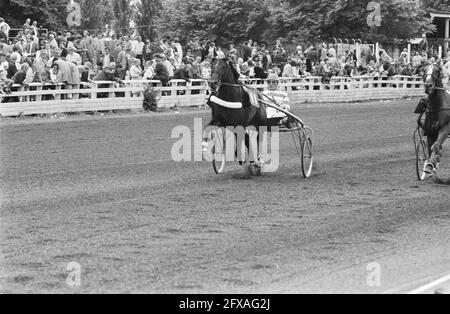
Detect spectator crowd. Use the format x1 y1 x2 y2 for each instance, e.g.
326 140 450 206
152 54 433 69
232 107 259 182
1 16 450 97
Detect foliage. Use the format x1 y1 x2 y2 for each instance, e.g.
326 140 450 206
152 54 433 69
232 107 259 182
79 0 115 32
267 0 435 43
111 0 132 34
132 0 162 40
155 0 270 45
1 0 68 29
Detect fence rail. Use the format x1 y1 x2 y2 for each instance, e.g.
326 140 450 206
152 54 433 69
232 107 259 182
0 76 425 117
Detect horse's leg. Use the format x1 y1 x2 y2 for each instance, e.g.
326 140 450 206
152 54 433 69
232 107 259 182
429 124 450 171
425 133 438 174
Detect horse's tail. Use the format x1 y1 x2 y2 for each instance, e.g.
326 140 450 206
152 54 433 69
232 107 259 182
432 177 450 185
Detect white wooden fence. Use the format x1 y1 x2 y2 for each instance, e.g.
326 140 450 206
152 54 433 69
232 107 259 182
0 76 424 117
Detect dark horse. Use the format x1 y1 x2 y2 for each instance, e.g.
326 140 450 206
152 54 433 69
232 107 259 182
422 62 450 183
206 57 266 128
204 58 269 169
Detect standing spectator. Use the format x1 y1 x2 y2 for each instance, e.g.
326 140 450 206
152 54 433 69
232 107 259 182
116 45 129 80
133 36 145 66
31 21 39 37
101 47 114 69
66 47 82 66
23 18 32 33
53 56 72 84
112 42 123 63
0 18 11 40
242 41 252 62
328 44 337 58
320 43 328 61
143 39 153 62
208 42 217 59
92 33 105 69
189 37 202 59
81 31 94 64
162 54 174 79
172 38 183 65
48 34 59 58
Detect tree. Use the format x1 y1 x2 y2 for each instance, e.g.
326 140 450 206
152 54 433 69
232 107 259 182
111 0 132 35
156 0 269 45
1 0 68 29
133 0 162 40
79 0 115 32
267 0 436 43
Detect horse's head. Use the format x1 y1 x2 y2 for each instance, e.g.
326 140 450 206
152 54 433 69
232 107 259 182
209 58 238 93
424 62 444 95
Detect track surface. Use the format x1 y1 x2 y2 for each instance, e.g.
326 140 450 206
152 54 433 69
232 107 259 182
0 99 449 294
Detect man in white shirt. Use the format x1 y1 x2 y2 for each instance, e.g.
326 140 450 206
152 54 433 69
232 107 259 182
133 36 145 66
263 73 293 128
66 47 82 66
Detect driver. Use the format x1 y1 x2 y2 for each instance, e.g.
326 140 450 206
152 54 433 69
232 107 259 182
263 73 293 128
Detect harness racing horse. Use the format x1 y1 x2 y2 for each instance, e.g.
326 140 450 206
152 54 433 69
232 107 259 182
423 62 450 183
204 57 269 173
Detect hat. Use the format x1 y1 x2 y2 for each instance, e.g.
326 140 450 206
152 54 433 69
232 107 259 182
267 73 280 81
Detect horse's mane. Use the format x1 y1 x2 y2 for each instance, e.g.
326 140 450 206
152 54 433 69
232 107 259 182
228 60 240 83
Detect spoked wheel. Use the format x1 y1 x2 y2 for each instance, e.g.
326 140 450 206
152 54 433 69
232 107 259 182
414 127 428 181
290 123 314 178
212 128 226 174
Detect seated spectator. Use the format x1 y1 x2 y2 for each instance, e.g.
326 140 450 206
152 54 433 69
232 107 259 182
7 55 18 79
93 62 121 82
200 60 211 80
254 61 268 80
0 52 8 93
282 59 296 78
189 56 202 79
129 58 143 80
382 61 395 77
152 54 170 85
2 63 30 94
239 62 250 78
173 64 190 81
143 60 155 80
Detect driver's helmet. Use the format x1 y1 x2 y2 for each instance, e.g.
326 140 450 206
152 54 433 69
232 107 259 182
267 73 280 90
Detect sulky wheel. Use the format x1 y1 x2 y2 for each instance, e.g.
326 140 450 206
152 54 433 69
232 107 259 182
414 127 428 181
290 123 314 179
212 127 226 174
301 129 314 178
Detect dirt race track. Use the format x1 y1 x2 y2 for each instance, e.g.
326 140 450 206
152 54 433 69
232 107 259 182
0 98 449 294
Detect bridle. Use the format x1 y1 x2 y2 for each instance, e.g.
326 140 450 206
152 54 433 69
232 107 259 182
210 59 241 93
424 63 443 95
425 65 450 113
